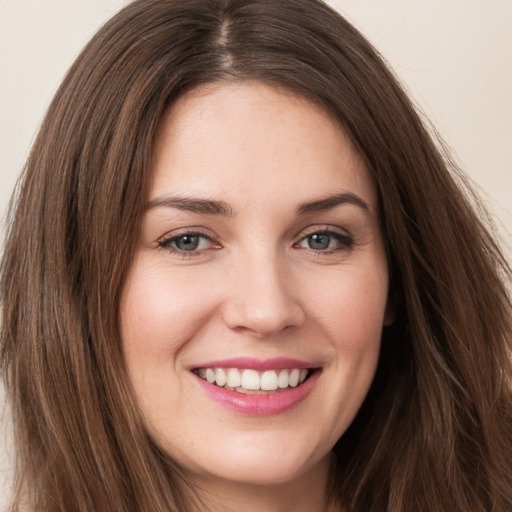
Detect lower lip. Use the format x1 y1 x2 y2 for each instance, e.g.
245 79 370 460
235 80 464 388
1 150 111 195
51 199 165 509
195 371 319 415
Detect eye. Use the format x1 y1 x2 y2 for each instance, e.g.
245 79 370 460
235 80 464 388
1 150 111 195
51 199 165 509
157 231 219 256
173 234 204 251
303 233 332 250
295 229 353 253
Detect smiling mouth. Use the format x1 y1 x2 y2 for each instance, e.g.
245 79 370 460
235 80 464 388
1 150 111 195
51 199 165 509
193 367 314 394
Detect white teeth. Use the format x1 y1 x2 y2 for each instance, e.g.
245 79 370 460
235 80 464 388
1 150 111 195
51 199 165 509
278 369 289 388
241 369 260 390
260 370 278 391
215 368 227 387
197 367 311 391
289 369 300 387
227 368 241 388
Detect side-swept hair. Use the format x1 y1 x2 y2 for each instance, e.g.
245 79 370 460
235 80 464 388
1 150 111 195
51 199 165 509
1 1 511 510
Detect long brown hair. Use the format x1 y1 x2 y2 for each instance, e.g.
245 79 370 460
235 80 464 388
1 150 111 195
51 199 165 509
1 1 511 510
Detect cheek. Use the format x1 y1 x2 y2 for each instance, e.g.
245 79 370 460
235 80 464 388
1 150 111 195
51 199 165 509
120 259 216 368
304 262 389 348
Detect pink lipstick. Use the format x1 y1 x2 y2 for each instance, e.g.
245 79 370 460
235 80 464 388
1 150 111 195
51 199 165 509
191 358 319 415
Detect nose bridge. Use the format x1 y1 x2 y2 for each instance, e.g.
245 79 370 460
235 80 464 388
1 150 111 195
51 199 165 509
222 243 304 336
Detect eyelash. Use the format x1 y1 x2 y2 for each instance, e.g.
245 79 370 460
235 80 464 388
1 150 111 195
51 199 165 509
294 227 354 254
157 230 219 258
157 226 354 258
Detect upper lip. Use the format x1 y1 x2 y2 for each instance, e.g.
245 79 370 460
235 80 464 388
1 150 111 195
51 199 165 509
189 357 317 371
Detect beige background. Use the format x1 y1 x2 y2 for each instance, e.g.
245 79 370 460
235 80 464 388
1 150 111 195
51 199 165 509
1 0 511 508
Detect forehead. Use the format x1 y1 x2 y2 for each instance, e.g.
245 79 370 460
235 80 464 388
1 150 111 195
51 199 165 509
150 82 376 213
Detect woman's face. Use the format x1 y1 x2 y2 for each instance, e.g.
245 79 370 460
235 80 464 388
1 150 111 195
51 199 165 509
121 83 391 490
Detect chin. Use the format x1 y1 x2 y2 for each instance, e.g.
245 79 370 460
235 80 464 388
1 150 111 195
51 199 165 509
169 434 330 488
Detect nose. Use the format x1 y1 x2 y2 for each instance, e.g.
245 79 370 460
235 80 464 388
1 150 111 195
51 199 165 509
221 251 305 337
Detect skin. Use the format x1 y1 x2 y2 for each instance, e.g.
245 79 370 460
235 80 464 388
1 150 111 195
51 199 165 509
120 82 391 512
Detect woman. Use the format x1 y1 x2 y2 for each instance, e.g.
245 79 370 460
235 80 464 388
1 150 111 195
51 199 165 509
1 0 511 511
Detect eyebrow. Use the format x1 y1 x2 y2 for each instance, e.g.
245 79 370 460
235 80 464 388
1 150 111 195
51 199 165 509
147 192 369 217
295 192 370 215
147 196 234 216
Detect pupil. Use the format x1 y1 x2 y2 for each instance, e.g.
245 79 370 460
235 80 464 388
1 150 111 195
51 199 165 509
309 233 330 250
176 235 199 251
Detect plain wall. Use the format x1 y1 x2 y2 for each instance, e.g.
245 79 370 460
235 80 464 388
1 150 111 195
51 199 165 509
1 0 511 508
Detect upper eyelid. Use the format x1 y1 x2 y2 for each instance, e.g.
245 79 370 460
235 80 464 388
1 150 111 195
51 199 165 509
157 226 216 242
156 224 350 239
293 224 351 240
161 231 212 243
